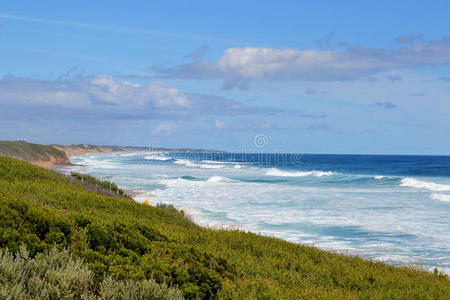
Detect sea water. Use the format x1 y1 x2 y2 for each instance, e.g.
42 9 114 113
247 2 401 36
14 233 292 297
67 152 450 274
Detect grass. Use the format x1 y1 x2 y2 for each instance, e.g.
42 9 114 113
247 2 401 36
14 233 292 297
0 140 68 163
0 155 449 299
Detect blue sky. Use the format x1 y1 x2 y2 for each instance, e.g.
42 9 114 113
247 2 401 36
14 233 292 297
0 1 449 154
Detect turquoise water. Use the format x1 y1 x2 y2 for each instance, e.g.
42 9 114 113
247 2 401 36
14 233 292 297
67 152 450 274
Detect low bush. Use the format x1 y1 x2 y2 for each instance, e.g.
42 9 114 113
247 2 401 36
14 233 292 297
71 172 128 198
0 245 183 299
156 202 192 222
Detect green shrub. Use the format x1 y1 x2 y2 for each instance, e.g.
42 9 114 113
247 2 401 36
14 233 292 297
0 246 94 299
0 245 183 300
71 172 129 199
156 202 192 222
100 276 183 300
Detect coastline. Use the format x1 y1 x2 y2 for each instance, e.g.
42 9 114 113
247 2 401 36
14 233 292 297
19 144 448 276
1 140 227 169
2 155 448 298
53 144 138 157
47 145 139 168
66 151 450 276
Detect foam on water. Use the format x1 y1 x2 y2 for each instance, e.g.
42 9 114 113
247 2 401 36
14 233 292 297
400 178 450 192
173 159 196 167
206 175 232 183
431 193 450 203
201 160 245 165
199 164 225 169
174 159 225 169
266 168 335 177
144 154 172 161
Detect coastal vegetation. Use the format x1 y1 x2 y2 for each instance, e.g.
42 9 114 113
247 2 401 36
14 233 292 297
0 155 449 299
0 246 183 299
0 140 68 164
70 171 128 199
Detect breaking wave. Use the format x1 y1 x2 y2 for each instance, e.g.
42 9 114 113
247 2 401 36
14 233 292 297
400 178 450 192
144 154 172 161
266 168 335 177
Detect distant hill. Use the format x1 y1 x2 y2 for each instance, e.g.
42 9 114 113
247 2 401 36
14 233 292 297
0 141 225 168
0 141 69 166
54 144 225 156
52 144 143 157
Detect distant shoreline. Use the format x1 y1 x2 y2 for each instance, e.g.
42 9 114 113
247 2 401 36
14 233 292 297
0 140 225 169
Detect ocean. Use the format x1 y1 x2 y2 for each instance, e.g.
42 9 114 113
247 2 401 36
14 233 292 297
66 152 450 274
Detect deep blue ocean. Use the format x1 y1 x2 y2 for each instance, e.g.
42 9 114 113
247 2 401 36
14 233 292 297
67 152 450 274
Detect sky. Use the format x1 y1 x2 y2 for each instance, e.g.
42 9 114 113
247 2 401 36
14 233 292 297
0 1 449 154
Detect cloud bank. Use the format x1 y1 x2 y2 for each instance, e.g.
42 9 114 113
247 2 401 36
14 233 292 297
0 75 188 110
0 74 283 145
0 75 267 120
156 38 450 89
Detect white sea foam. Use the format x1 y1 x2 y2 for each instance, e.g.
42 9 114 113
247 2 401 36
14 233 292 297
173 159 197 167
200 160 243 164
431 193 450 203
375 176 385 179
199 164 224 169
74 157 119 169
400 178 450 192
159 175 233 187
266 168 335 177
174 159 224 169
144 154 172 161
206 176 231 183
116 151 145 157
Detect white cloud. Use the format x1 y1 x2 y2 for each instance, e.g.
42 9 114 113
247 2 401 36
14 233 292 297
0 75 190 110
88 75 189 108
0 74 271 126
157 38 450 88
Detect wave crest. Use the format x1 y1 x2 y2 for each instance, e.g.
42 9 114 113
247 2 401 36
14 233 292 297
266 168 335 177
144 154 172 161
207 176 231 183
174 159 225 169
400 178 450 192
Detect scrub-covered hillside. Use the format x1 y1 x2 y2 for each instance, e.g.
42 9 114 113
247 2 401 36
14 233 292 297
0 156 448 299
